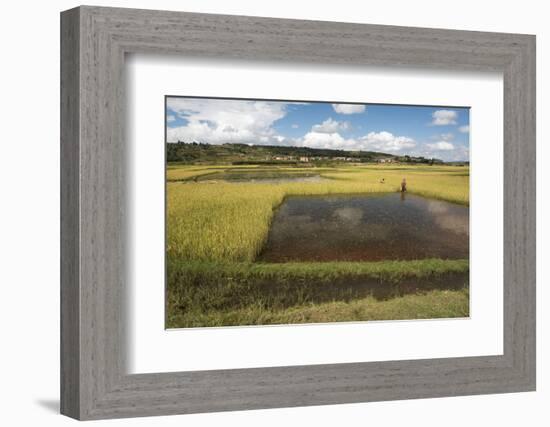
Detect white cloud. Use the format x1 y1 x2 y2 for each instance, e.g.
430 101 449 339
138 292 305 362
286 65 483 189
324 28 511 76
166 98 288 145
299 130 416 153
359 131 416 152
291 124 299 129
311 118 350 133
431 110 458 125
301 132 352 149
332 103 366 114
435 132 454 141
426 141 455 151
166 115 176 122
429 144 469 162
459 125 470 133
450 145 469 161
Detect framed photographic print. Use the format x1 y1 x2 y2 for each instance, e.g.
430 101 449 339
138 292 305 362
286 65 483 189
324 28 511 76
61 6 536 420
163 96 471 329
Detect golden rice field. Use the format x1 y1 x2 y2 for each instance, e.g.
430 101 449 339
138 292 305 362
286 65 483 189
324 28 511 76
167 165 469 263
166 164 470 328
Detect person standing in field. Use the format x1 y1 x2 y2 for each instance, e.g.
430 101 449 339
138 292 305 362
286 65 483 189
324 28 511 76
401 178 407 192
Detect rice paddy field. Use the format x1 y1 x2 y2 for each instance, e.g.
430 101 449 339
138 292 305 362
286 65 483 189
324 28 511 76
166 164 470 328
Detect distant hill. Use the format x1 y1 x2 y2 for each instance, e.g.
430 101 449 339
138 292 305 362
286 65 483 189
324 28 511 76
166 141 443 165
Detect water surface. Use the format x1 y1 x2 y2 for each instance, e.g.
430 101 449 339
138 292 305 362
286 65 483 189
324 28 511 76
196 170 327 184
258 193 469 262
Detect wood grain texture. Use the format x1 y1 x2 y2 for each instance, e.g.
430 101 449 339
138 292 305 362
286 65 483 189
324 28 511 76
60 7 80 419
60 5 536 420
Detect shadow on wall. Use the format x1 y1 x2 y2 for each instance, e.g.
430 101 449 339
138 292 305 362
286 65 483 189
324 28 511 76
35 399 59 414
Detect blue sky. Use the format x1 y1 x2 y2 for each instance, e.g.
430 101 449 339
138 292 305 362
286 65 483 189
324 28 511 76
166 97 470 161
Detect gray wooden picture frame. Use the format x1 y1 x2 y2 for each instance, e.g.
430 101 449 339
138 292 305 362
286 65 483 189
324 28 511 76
60 5 536 420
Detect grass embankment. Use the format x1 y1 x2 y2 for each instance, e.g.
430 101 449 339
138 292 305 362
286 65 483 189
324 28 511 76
168 289 470 328
166 259 469 328
166 164 470 327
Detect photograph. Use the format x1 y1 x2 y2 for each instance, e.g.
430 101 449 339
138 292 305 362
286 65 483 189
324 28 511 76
165 96 470 328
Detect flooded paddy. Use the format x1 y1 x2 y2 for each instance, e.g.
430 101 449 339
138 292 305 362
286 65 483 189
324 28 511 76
258 193 469 262
193 170 327 184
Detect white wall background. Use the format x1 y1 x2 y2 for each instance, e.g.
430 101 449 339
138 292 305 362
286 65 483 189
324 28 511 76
0 0 546 425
